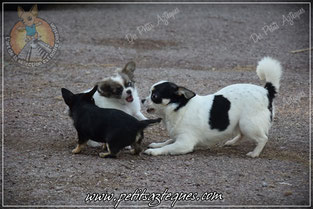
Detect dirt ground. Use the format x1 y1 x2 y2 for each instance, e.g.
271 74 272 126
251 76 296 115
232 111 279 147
2 3 311 208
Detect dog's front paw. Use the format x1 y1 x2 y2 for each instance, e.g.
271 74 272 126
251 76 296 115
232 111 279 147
72 148 80 154
246 151 259 158
87 140 103 147
124 145 132 150
224 140 236 146
144 148 162 156
72 144 82 154
148 142 162 148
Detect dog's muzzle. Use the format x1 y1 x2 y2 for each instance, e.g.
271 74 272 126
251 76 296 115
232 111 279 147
126 90 134 103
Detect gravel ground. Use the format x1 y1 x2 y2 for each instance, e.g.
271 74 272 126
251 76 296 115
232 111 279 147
2 3 310 208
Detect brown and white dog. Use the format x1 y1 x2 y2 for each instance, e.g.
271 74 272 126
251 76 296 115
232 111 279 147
87 61 147 147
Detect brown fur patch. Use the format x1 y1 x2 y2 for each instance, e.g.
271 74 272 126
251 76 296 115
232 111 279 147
99 143 112 157
119 73 135 87
72 144 85 154
99 152 111 158
119 61 136 81
97 79 123 99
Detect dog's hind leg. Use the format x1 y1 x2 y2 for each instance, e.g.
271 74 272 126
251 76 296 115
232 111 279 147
131 131 144 155
246 135 268 158
239 114 270 158
99 143 117 158
99 143 111 157
131 142 142 155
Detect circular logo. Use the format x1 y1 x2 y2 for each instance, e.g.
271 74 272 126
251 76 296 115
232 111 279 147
5 6 60 68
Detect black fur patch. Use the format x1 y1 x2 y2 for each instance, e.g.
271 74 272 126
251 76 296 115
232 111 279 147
209 95 231 131
264 82 277 121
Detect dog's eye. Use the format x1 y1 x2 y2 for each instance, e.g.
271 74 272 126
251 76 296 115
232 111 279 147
152 93 158 100
27 16 32 21
126 82 132 87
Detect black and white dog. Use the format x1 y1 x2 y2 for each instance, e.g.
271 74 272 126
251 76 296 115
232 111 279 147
87 61 147 147
142 57 282 158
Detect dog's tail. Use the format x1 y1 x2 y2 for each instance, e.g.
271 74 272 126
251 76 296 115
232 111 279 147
256 57 282 94
256 57 282 121
139 118 162 129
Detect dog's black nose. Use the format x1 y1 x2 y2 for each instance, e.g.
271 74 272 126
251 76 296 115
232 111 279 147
141 99 146 104
126 90 132 95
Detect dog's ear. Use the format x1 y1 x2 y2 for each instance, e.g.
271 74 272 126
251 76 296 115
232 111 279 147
30 4 38 17
120 61 136 80
61 88 74 107
176 87 196 100
17 6 24 18
85 85 98 98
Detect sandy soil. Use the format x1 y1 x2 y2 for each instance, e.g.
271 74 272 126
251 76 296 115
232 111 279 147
2 3 310 208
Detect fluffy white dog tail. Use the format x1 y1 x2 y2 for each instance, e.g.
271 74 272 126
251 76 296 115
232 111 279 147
256 57 282 91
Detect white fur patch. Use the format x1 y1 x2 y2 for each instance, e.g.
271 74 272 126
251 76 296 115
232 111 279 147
111 74 124 85
256 57 282 90
162 99 170 105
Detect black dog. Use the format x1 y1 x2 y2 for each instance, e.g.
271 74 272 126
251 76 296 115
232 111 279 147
61 86 161 158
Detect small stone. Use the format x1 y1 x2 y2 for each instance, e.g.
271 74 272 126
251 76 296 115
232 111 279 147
262 181 268 187
284 191 292 196
279 182 292 186
55 186 63 190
